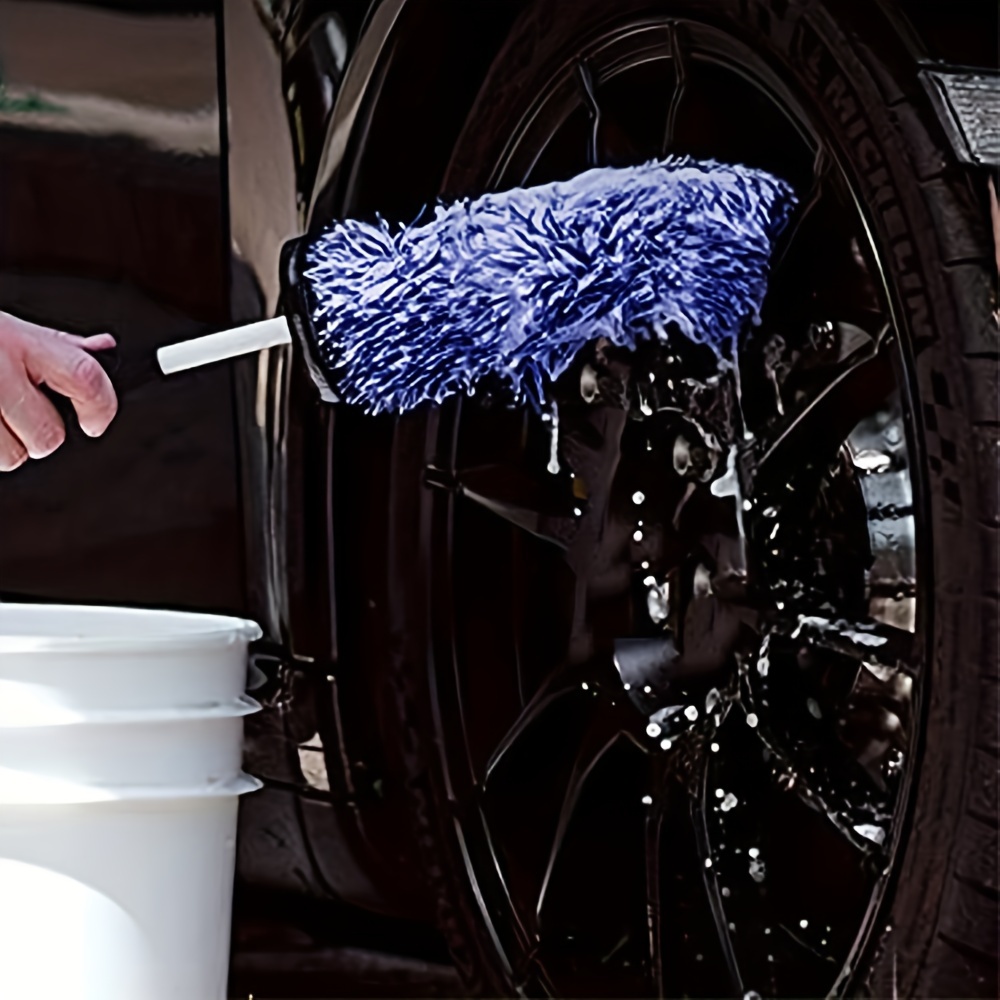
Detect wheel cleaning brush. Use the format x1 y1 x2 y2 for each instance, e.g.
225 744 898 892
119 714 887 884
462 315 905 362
93 157 795 412
296 157 795 413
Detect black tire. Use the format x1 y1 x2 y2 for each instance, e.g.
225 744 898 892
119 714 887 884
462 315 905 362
364 1 998 996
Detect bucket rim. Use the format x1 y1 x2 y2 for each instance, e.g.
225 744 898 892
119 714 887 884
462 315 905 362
0 771 263 806
0 604 263 653
0 694 262 729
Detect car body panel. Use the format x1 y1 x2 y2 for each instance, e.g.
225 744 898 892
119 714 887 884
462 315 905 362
0 0 242 614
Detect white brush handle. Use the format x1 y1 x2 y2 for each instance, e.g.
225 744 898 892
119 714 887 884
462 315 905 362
156 317 292 375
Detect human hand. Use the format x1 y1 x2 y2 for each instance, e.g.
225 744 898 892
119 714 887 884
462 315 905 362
0 311 118 471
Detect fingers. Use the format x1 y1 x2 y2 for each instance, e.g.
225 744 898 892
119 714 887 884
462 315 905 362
0 417 28 472
0 375 66 459
0 351 66 460
31 339 118 438
6 314 116 354
0 312 118 467
74 332 117 352
50 329 116 352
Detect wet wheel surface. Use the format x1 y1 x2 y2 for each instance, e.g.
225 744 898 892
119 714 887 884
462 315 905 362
328 1 998 996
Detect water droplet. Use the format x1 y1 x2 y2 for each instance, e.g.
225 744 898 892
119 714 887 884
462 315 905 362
647 580 670 624
800 919 808 929
744 992 762 1000
821 939 827 946
853 823 886 845
710 742 721 753
767 954 774 963
660 738 672 750
746 712 759 728
748 847 760 859
807 697 822 719
674 435 692 476
632 491 646 505
863 659 896 682
743 499 753 512
749 859 766 883
764 927 771 935
853 449 892 473
644 685 652 694
581 682 588 691
704 858 713 868
715 788 725 799
623 682 631 691
573 507 582 516
546 402 561 474
721 792 738 812
646 722 662 738
695 954 703 962
633 529 643 543
641 560 650 569
641 795 653 805
685 705 699 721
721 886 731 898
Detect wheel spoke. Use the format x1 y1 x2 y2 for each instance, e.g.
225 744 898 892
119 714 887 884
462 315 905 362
484 659 581 781
743 635 898 860
784 614 918 678
662 21 688 155
751 345 895 491
575 60 601 168
645 796 666 998
753 725 890 858
768 148 830 276
692 766 745 997
536 708 641 921
758 153 886 368
425 462 579 548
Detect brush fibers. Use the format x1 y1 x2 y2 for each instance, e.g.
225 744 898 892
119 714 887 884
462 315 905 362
305 157 796 414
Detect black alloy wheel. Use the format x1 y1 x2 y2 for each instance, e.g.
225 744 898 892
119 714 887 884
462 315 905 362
325 2 998 997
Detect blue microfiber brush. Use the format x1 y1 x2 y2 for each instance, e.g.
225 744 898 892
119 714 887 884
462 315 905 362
299 156 796 415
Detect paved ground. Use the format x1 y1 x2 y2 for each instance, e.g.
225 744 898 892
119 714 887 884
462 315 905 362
228 888 465 999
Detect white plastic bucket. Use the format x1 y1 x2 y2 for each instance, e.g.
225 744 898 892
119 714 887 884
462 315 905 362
0 604 263 1000
0 780 258 1000
0 604 261 717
